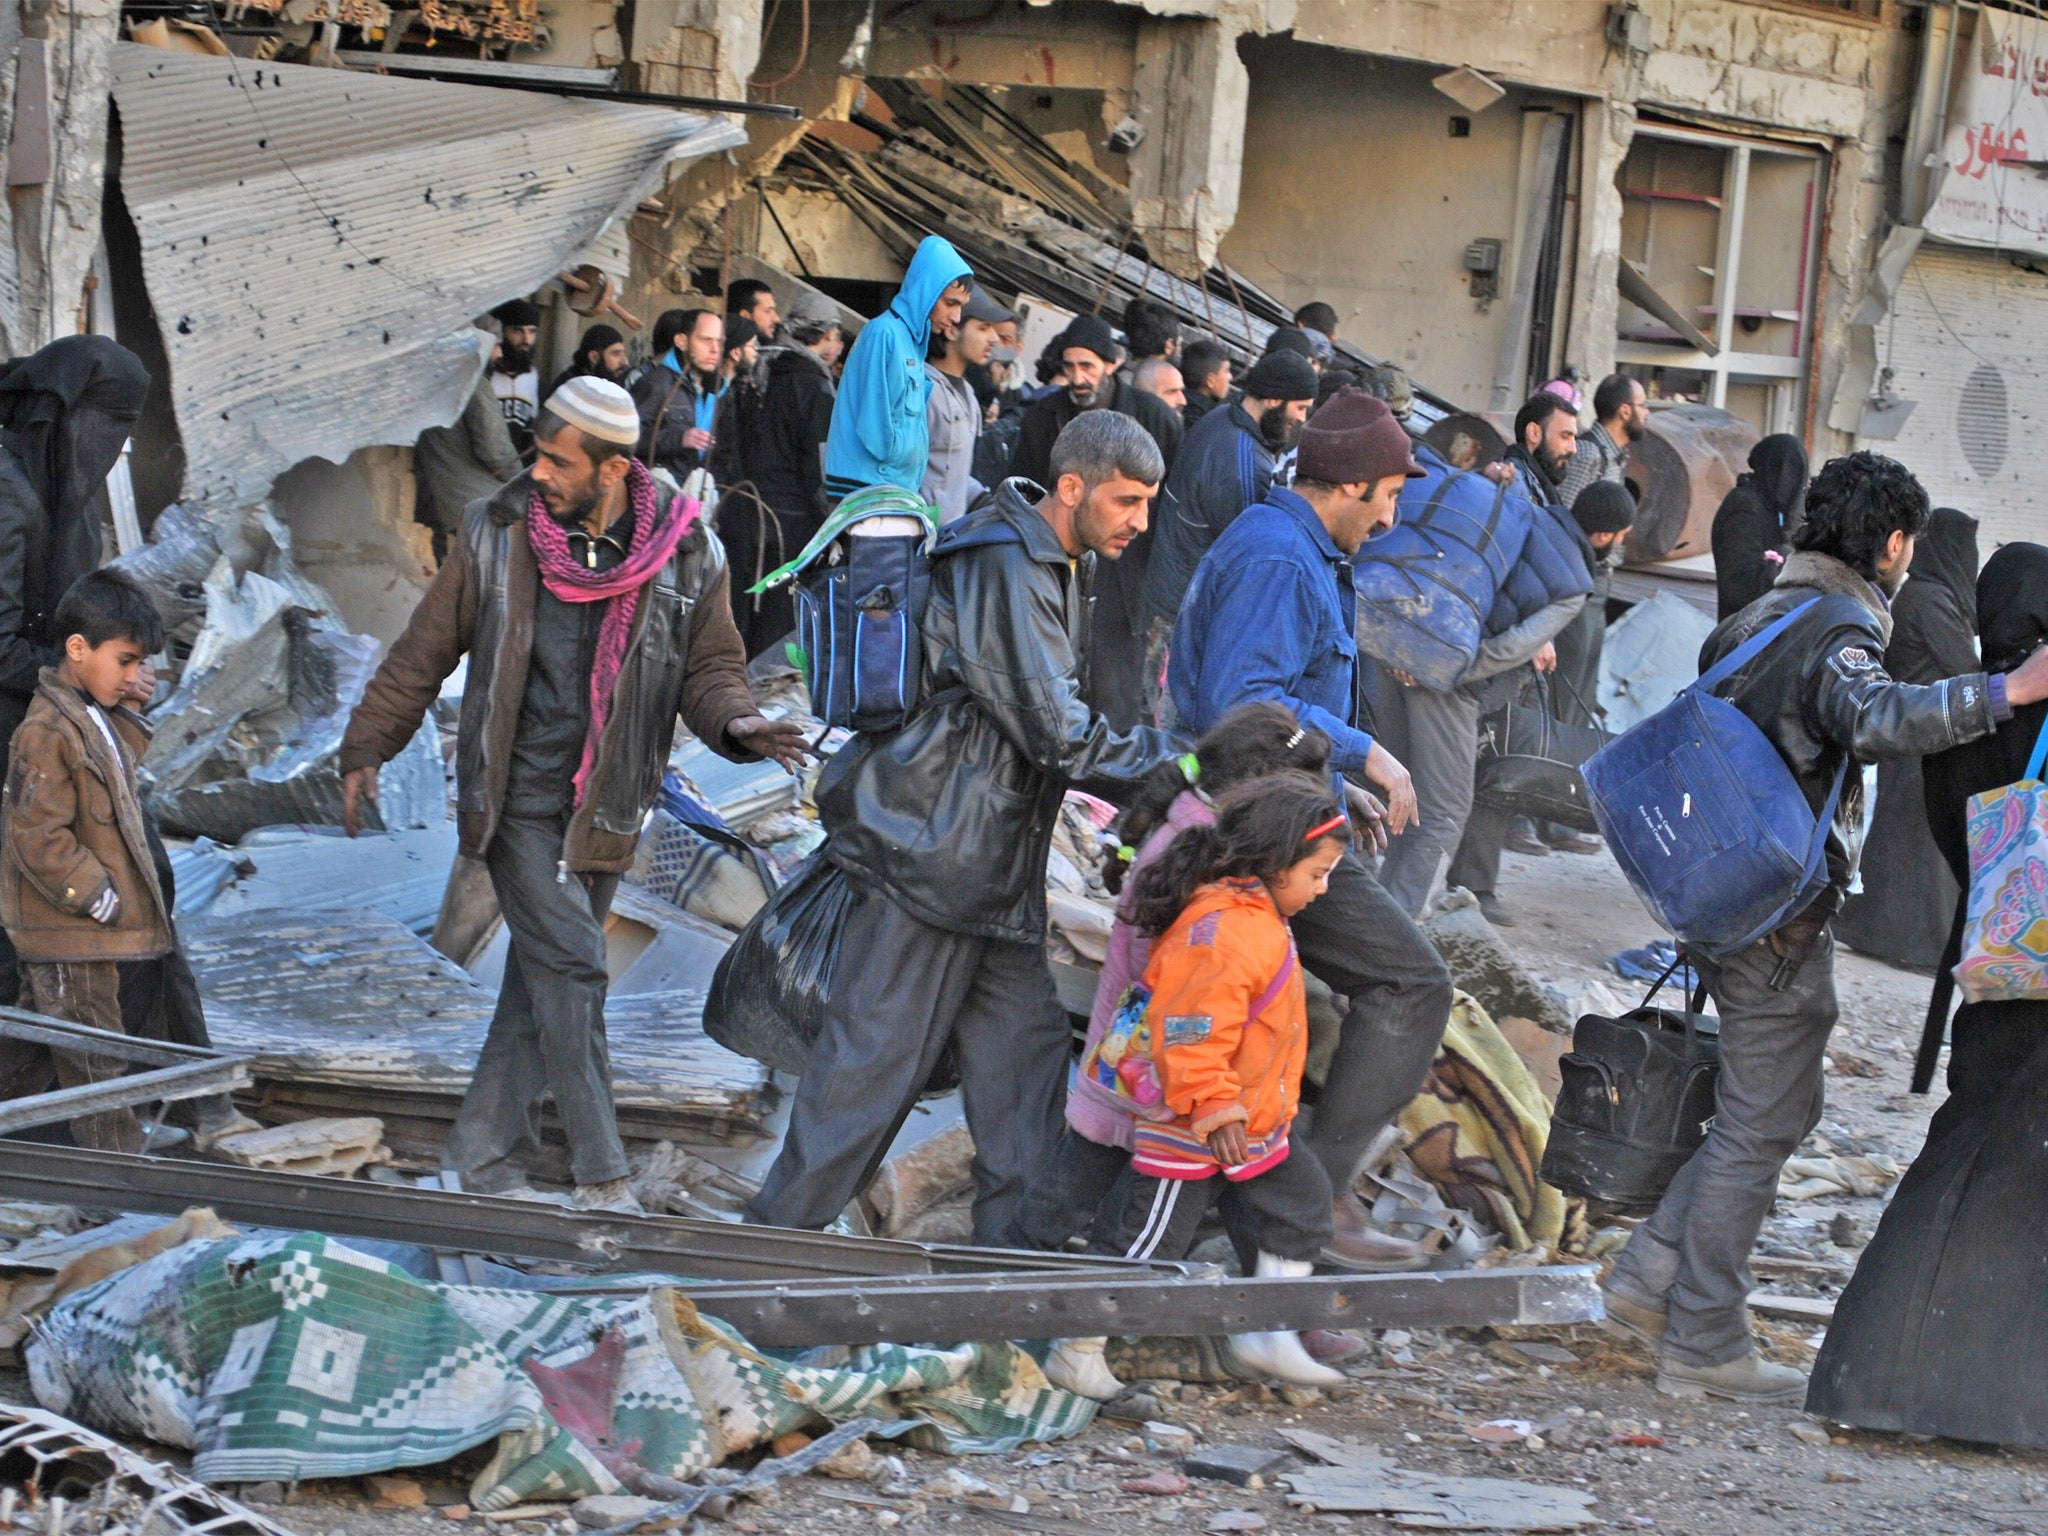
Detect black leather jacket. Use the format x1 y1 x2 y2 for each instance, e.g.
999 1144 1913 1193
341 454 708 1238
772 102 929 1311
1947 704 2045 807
1700 550 2000 903
817 479 1181 942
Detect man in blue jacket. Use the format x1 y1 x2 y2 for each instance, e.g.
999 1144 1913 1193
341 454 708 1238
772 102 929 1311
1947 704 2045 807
1170 388 1454 1271
1143 348 1318 631
823 236 972 501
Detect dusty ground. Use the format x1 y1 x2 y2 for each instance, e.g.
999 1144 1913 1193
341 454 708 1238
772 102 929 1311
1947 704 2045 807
9 844 2036 1535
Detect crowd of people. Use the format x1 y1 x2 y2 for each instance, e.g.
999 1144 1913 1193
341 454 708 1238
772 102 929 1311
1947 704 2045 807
0 229 2042 1443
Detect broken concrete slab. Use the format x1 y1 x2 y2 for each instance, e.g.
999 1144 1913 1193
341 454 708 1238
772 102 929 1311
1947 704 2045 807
211 1116 390 1178
1421 891 1573 1035
1278 1427 1601 1527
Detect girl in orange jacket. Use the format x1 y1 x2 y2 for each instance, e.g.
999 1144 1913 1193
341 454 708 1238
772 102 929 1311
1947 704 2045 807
1048 771 1353 1393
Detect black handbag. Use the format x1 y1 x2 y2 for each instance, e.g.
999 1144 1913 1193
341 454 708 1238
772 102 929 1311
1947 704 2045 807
1539 958 1721 1215
1475 672 1609 832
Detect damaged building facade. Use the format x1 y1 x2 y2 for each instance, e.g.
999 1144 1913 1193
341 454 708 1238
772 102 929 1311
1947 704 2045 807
637 0 2047 562
0 0 2033 623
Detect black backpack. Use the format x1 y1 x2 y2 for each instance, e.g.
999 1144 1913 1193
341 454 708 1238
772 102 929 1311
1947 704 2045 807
1540 960 1721 1214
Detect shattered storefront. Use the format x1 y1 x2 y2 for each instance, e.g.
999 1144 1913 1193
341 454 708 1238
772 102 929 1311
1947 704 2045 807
1842 2 2048 552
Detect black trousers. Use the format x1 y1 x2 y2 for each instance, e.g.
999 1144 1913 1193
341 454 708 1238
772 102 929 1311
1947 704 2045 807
747 882 1071 1244
446 813 626 1188
1290 853 1454 1187
1089 1149 1333 1264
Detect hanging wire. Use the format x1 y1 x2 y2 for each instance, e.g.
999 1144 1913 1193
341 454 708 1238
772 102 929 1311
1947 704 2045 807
749 0 811 94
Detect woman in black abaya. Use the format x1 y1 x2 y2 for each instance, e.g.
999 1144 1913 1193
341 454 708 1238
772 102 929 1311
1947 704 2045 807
0 335 150 1004
1807 542 2048 1446
1710 434 1807 619
1836 507 1980 970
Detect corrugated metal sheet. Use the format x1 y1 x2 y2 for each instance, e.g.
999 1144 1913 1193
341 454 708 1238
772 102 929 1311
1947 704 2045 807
109 46 745 510
185 906 771 1128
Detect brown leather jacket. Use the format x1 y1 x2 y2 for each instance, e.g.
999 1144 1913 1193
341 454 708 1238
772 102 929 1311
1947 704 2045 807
0 670 171 962
339 469 759 874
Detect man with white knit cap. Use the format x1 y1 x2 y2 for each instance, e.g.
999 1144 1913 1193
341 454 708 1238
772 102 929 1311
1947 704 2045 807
340 375 808 1212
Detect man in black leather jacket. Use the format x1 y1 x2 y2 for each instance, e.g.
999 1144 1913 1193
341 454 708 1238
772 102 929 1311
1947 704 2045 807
749 413 1181 1243
1602 452 2048 1406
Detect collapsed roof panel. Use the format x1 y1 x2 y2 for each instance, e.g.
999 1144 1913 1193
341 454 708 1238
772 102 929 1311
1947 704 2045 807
109 45 746 511
779 78 1450 428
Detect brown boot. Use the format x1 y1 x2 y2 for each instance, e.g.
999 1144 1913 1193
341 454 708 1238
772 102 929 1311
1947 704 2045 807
1320 1193 1434 1273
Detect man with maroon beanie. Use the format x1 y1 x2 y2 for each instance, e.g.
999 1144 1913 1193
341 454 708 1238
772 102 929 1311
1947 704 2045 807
1168 388 1455 1272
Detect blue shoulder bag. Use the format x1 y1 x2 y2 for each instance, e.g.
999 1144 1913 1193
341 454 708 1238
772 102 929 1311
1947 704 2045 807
1582 598 1849 959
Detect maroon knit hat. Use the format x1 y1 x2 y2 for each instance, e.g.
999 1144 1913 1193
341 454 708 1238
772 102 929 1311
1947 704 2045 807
1297 387 1425 485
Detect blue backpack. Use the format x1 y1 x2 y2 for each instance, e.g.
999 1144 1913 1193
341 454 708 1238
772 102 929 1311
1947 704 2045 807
1353 446 1534 692
750 484 1019 732
1582 597 1849 959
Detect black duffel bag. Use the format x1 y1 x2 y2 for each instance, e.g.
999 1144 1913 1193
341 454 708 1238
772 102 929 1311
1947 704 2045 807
1475 672 1608 833
1539 959 1720 1215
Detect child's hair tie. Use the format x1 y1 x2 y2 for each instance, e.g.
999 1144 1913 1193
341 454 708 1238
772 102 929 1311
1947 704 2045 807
1177 753 1202 784
1285 728 1305 750
1116 844 1136 864
1303 813 1348 843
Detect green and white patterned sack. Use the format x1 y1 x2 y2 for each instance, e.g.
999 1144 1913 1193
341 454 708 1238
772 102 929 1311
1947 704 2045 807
28 1232 1095 1505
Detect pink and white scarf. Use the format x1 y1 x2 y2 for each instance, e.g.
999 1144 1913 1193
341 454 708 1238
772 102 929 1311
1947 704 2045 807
525 459 698 805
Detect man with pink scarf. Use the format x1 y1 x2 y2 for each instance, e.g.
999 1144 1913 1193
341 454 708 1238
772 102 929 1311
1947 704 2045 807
340 376 806 1212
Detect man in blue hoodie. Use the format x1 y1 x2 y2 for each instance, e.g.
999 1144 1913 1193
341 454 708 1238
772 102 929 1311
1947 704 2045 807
823 236 973 501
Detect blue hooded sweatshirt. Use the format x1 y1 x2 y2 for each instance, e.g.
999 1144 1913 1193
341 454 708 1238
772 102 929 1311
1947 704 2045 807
824 235 973 499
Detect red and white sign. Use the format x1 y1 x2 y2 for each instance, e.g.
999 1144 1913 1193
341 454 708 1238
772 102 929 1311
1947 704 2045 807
1926 8 2048 256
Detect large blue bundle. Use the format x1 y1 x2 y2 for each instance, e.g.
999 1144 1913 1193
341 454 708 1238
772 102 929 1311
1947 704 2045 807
1353 446 1534 691
1584 598 1848 958
1488 500 1596 634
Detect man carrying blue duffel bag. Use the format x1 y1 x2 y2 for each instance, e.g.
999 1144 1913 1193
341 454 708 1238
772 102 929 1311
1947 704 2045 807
1595 452 2048 1404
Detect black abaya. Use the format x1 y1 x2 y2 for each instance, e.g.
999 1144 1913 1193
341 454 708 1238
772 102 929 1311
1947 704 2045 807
1836 508 1980 970
1710 433 1806 620
1808 541 2048 1445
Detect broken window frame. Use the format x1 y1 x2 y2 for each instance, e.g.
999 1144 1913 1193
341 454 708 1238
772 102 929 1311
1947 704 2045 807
1614 120 1828 434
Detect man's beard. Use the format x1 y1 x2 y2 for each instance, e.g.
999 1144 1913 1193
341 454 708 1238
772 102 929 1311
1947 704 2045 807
541 477 603 525
593 362 627 385
1616 413 1642 445
1259 404 1302 453
496 345 535 375
1068 380 1100 408
1538 445 1570 484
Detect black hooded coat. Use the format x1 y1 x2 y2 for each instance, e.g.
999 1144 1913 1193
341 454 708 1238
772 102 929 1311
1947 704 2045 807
0 335 151 1007
1808 541 2048 1447
1836 507 1981 969
1711 433 1807 619
0 336 150 758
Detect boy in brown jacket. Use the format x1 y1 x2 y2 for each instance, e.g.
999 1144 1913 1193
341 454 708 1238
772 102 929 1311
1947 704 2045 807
0 570 170 1152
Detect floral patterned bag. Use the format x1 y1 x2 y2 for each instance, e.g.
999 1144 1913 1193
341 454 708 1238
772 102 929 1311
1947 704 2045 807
1954 717 2048 1004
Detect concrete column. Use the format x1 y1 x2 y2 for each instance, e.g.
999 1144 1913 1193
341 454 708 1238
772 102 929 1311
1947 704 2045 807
1562 97 1636 392
629 0 762 102
0 0 123 357
1125 10 1251 279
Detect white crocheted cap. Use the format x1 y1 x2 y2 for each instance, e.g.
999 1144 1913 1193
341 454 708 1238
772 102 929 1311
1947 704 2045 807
544 375 640 447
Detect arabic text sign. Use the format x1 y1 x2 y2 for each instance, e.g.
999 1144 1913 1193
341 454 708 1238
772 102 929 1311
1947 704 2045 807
1926 7 2048 255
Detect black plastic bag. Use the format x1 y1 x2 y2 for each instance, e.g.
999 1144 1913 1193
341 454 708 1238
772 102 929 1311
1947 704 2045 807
705 853 856 1076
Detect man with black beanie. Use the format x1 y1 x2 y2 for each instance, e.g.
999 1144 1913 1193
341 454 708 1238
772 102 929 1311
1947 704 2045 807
1014 312 1184 729
547 324 628 395
1445 478 1632 925
1144 347 1318 631
489 298 543 462
1169 388 1454 1271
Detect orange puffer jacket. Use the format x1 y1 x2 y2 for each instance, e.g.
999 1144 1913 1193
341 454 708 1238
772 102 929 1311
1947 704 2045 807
1141 879 1307 1144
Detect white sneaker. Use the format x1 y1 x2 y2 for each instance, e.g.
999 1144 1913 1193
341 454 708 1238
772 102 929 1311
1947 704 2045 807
1043 1337 1124 1401
1231 1253 1344 1386
1230 1329 1346 1387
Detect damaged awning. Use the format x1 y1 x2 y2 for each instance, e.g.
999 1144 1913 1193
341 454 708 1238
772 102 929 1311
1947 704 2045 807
108 44 745 511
